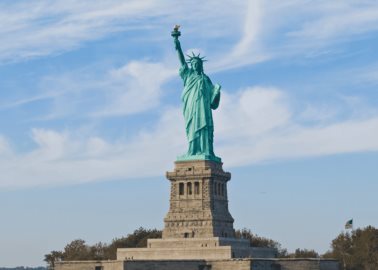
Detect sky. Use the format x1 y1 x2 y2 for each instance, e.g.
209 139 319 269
0 0 378 267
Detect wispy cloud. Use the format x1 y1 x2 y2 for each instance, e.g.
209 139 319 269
353 62 378 85
92 61 176 117
1 87 377 189
287 2 378 41
0 107 185 188
0 136 12 157
2 0 377 69
1 59 177 121
267 1 378 57
214 86 378 165
2 1 378 189
0 0 163 61
0 93 56 111
214 87 291 140
0 0 244 63
211 0 270 71
220 114 378 167
208 1 378 72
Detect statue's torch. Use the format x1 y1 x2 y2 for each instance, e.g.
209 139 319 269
171 25 181 39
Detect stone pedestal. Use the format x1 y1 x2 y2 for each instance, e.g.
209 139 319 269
163 160 234 239
55 160 340 270
117 160 277 261
117 237 277 260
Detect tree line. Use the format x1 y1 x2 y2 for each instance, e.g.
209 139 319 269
44 228 161 268
323 226 378 270
44 226 378 270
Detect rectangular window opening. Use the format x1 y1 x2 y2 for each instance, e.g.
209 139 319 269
187 182 192 195
194 182 200 194
179 183 185 195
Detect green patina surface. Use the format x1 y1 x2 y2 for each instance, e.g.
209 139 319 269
172 26 222 163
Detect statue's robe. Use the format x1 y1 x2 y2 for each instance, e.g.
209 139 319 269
179 65 221 157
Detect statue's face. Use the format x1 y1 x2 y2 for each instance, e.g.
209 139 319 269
191 59 203 73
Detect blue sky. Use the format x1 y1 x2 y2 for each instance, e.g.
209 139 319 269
0 0 378 266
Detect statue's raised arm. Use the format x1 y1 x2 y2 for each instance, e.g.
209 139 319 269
171 25 186 67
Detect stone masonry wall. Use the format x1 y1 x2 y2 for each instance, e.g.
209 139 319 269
251 259 340 270
55 260 123 270
276 259 339 270
123 259 252 270
123 259 339 270
57 258 339 270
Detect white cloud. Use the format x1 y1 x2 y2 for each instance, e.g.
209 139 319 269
206 1 378 72
2 0 376 71
1 87 378 189
214 87 291 141
298 104 340 123
267 1 378 57
211 0 270 71
0 136 12 157
30 129 74 160
94 61 176 117
0 0 245 63
354 62 378 85
1 59 177 120
0 0 164 61
220 117 378 167
287 2 378 41
0 106 185 188
2 1 378 188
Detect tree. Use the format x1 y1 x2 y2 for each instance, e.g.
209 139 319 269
63 239 91 260
44 250 63 269
292 248 319 258
89 242 107 260
235 228 287 257
105 227 162 259
44 227 163 264
325 226 378 270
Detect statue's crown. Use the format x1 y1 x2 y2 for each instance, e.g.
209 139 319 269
186 52 207 63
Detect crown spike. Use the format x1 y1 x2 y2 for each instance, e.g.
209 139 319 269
185 51 208 64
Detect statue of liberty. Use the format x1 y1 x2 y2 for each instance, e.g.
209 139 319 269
172 26 221 162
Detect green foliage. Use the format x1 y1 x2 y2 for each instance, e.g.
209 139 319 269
235 228 323 258
63 239 90 260
104 227 162 260
235 228 278 248
43 251 63 270
43 227 162 268
89 242 107 260
324 225 378 270
44 225 377 270
292 248 319 258
235 228 287 257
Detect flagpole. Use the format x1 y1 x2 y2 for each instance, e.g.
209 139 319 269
342 218 353 270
